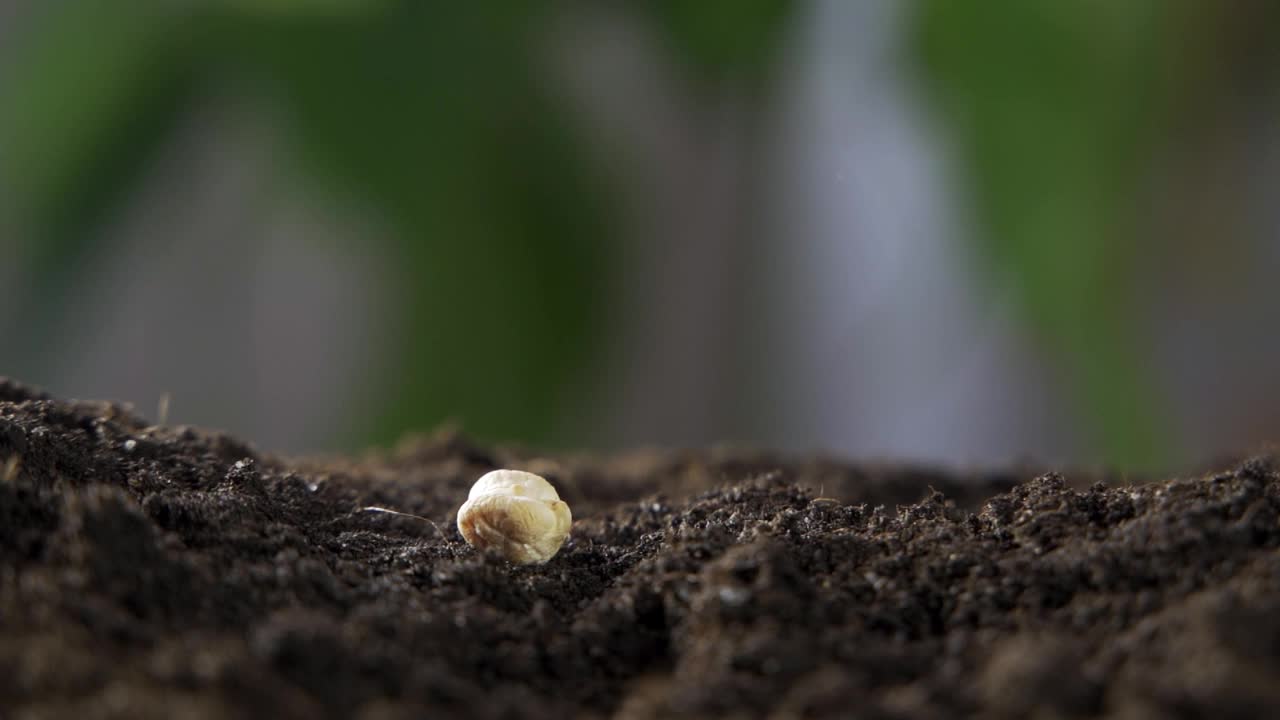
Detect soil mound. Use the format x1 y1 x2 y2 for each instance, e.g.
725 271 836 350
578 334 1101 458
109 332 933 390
2 378 1278 718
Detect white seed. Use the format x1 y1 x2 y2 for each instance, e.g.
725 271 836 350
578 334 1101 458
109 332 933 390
456 469 572 564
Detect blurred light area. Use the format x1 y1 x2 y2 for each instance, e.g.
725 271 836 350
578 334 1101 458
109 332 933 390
1 0 1278 472
760 0 1075 464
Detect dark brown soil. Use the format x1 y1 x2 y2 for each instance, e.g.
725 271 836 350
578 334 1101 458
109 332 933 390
2 377 1279 719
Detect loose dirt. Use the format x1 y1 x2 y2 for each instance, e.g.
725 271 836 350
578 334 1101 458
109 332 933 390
2 378 1278 719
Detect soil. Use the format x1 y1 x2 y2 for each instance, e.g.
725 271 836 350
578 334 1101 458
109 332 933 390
2 377 1280 719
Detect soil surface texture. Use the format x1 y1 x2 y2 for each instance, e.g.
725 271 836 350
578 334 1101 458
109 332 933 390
2 378 1279 719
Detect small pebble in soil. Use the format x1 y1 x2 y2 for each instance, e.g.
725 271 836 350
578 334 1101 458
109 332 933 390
456 469 572 564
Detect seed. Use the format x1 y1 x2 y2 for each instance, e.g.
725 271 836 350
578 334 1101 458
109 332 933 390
457 469 572 564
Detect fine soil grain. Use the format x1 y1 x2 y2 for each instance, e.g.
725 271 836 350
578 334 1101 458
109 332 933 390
2 377 1279 719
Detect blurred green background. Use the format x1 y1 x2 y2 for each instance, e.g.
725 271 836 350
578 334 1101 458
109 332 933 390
2 0 1278 471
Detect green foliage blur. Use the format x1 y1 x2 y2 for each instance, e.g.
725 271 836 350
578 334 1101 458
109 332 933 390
1 0 792 451
914 0 1180 468
7 0 1268 467
914 0 1280 469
